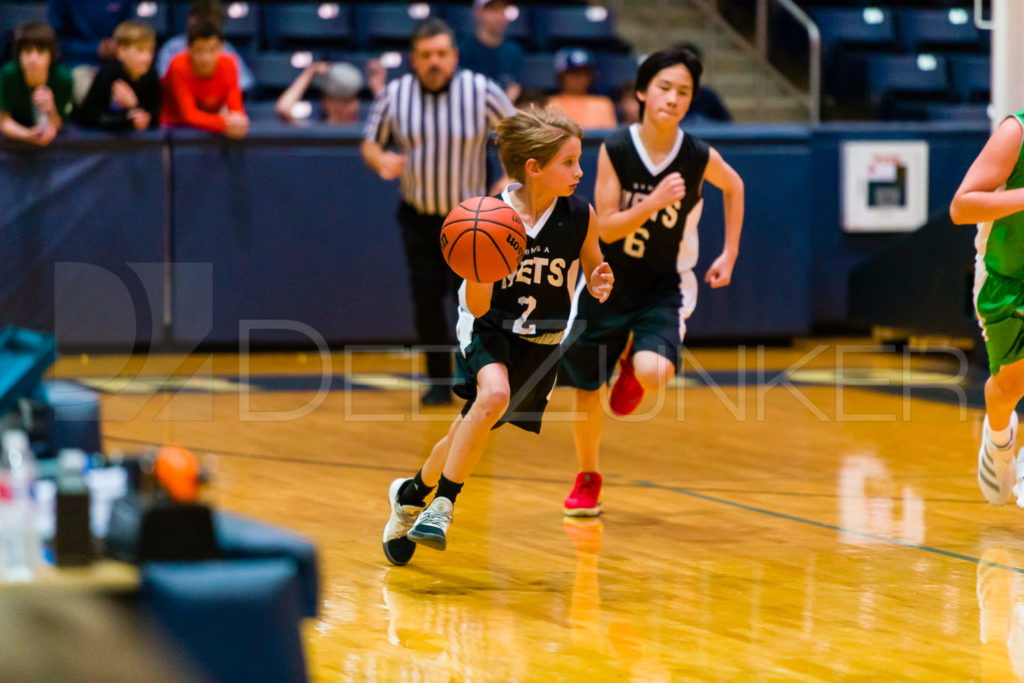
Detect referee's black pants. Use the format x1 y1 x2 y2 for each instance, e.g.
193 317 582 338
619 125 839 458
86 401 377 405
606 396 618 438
397 202 460 383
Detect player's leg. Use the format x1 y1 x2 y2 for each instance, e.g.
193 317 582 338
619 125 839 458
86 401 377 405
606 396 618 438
560 315 625 516
409 363 510 550
383 415 463 565
611 283 691 416
975 269 1024 504
565 388 604 516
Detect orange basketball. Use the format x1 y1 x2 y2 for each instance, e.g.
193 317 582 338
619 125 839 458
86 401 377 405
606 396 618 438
440 196 527 283
153 446 201 504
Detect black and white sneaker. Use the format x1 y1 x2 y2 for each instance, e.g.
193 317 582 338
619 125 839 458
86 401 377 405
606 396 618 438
383 478 424 566
407 496 454 551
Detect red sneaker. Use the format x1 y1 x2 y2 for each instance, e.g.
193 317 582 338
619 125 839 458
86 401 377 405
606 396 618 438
563 472 602 517
608 344 643 416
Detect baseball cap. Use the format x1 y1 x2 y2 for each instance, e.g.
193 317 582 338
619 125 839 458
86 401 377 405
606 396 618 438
316 62 363 98
554 47 595 73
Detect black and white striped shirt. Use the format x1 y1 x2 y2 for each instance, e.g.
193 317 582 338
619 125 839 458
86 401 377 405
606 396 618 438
363 69 516 216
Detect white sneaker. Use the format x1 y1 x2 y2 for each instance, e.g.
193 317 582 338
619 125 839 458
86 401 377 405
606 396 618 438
407 496 454 551
979 413 1017 505
383 478 424 566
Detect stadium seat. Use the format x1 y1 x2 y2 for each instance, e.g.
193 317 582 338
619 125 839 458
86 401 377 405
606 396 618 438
442 5 532 48
0 2 48 61
167 1 261 46
352 3 433 51
263 3 353 51
247 50 327 96
531 6 624 52
896 8 981 52
948 53 990 102
132 2 171 40
865 53 951 119
595 52 641 97
812 7 897 53
925 101 989 122
519 52 558 94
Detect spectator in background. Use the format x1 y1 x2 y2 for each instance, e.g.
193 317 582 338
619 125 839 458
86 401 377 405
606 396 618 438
457 0 523 102
47 0 131 67
48 0 133 104
0 22 72 146
161 20 248 138
157 0 254 94
547 47 616 130
77 20 160 131
276 60 386 126
676 43 731 123
614 79 640 125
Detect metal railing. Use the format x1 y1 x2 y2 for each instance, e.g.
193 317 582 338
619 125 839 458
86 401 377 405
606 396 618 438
756 0 820 124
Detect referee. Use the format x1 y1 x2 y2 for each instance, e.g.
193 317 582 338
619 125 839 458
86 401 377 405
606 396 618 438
362 18 516 406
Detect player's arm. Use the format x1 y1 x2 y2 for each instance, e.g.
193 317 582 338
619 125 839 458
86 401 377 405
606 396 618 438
464 281 494 318
701 147 743 288
951 118 1024 224
594 143 685 243
580 205 613 302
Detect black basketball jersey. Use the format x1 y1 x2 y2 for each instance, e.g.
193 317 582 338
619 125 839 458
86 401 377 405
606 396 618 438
467 190 591 344
602 124 710 295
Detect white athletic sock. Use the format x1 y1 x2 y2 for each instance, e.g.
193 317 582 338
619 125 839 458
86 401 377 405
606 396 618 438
991 421 1014 449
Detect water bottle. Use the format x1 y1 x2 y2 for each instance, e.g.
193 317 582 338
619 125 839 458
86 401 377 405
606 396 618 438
33 101 49 130
54 449 93 567
0 430 40 581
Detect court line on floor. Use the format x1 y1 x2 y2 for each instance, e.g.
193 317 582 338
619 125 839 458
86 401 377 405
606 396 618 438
632 479 1023 574
103 433 1016 572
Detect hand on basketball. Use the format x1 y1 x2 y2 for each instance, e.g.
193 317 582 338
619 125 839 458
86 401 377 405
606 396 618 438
588 261 614 302
650 172 686 210
704 251 736 288
378 152 406 181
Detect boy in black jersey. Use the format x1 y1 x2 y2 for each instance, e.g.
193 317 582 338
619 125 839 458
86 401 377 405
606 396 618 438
382 107 614 564
559 47 746 516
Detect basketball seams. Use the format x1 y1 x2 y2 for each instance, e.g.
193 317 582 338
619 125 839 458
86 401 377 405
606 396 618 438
474 228 513 275
441 195 526 282
442 217 525 231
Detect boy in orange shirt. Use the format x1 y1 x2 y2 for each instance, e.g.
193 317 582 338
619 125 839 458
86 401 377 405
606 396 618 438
160 19 247 138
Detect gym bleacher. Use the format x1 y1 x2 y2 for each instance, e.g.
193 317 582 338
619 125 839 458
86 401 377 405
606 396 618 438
799 1 990 120
0 1 635 124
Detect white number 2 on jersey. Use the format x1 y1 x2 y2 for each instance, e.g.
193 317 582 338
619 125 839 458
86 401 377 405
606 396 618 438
512 296 537 334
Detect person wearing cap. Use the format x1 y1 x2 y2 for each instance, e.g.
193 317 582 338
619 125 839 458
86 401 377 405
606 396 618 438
276 61 365 125
547 47 617 130
457 0 523 102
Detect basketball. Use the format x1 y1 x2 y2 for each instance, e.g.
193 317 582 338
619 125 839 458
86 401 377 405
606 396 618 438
440 196 527 283
154 446 201 504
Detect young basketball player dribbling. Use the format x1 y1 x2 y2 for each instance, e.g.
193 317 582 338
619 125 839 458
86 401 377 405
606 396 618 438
559 47 745 516
951 110 1024 506
382 107 614 564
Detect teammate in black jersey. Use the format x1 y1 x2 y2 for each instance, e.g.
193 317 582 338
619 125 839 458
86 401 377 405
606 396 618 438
382 107 614 563
559 47 746 516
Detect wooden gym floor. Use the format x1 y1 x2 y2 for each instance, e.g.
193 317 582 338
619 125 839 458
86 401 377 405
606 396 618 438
53 338 1024 681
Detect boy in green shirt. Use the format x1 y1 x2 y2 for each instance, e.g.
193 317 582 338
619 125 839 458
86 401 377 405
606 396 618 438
952 109 1024 506
0 22 73 145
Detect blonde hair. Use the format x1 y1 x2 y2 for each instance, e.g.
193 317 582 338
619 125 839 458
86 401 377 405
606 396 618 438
495 106 583 183
113 20 156 48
